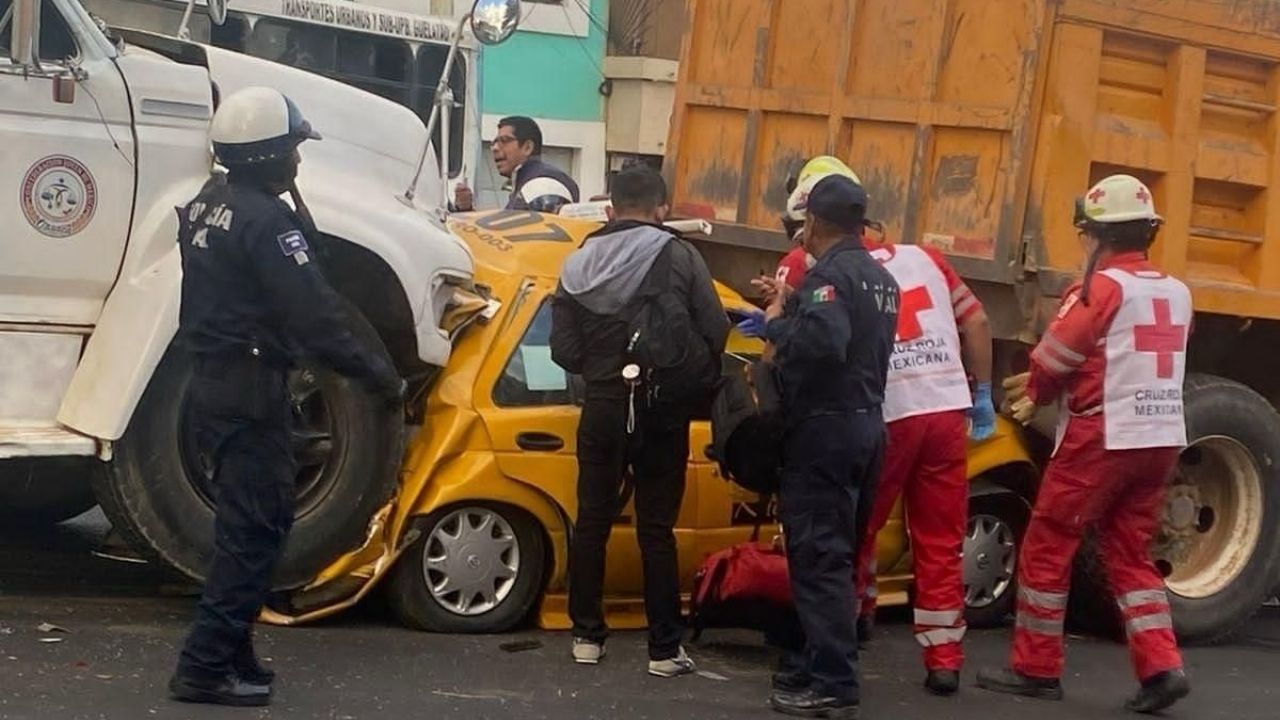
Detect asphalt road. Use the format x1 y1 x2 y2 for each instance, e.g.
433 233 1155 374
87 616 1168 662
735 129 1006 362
1 510 1278 720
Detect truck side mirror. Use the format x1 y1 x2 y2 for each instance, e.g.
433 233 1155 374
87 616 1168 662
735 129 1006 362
11 0 39 69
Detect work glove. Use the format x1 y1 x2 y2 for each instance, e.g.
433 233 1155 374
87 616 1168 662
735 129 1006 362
1009 396 1036 426
969 382 996 441
1002 371 1030 405
732 308 768 339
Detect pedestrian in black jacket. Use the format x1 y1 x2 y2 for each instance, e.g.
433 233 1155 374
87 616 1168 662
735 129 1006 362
549 166 728 676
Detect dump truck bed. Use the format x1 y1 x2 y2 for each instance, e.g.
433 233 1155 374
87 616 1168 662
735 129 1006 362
666 0 1280 327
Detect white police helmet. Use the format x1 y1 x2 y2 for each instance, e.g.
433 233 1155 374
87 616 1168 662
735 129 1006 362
520 176 575 214
210 87 321 167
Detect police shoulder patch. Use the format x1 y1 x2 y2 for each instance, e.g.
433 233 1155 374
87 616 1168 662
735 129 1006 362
277 229 309 257
812 284 836 303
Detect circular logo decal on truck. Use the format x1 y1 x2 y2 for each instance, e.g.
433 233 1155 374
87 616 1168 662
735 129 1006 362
20 155 98 238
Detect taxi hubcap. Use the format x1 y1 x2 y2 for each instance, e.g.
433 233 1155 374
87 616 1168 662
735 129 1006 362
964 513 1016 609
423 507 520 616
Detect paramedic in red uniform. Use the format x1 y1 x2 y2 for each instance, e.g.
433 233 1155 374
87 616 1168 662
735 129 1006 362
770 157 996 697
977 174 1191 714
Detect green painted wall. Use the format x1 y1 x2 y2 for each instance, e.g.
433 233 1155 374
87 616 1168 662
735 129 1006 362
479 0 607 122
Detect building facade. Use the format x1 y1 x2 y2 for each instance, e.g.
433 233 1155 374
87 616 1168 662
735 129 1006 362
469 0 609 207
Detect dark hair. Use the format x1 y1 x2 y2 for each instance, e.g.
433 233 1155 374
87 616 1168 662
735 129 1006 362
1088 219 1160 252
499 116 543 155
611 166 668 214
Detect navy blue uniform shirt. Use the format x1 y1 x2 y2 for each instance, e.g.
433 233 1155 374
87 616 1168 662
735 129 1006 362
176 176 399 394
765 237 900 423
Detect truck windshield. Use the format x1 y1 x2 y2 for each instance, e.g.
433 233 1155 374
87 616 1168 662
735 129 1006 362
217 12 466 177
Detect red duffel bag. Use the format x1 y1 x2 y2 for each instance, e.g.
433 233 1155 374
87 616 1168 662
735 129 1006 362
689 530 792 640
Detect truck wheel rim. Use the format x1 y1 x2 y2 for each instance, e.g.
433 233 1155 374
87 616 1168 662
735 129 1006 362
423 507 520 616
964 513 1016 608
1158 435 1264 599
179 368 339 517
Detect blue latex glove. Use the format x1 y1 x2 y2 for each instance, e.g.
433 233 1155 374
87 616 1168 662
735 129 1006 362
733 309 768 338
969 382 996 441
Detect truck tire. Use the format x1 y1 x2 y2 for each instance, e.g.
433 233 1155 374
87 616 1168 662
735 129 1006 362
963 489 1031 628
0 458 99 528
1069 373 1280 644
388 504 547 633
93 347 403 589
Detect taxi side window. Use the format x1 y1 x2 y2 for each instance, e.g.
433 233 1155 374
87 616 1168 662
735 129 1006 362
494 301 576 407
0 0 78 62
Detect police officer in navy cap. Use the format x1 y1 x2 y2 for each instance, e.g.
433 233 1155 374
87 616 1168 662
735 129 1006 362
753 174 899 719
169 86 403 706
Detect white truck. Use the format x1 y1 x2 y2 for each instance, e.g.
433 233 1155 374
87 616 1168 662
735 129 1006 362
0 0 507 587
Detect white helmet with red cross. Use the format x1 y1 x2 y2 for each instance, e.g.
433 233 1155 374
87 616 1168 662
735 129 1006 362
1075 174 1163 227
786 156 863 222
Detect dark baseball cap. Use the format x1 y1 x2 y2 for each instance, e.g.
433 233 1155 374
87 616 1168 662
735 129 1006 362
806 175 869 232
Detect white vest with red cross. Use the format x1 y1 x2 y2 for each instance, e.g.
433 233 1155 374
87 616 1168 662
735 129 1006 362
1097 268 1192 449
869 245 972 422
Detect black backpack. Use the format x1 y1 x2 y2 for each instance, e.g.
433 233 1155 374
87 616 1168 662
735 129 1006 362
623 242 718 414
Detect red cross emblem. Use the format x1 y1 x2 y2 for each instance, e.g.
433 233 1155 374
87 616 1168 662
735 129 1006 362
1136 187 1150 204
896 286 933 341
1088 187 1106 203
1133 298 1186 379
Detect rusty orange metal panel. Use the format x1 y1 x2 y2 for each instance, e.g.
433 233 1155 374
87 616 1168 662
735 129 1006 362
670 106 749 222
667 0 1280 320
764 0 844 94
747 113 830 228
842 119 916 243
685 0 771 88
918 128 1008 261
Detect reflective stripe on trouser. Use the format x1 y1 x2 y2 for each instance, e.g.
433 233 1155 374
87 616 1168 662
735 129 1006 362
914 608 967 659
856 411 969 670
1011 416 1182 681
1116 588 1181 681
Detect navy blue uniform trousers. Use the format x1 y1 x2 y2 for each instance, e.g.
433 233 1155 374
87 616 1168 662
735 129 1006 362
176 354 296 682
778 410 884 703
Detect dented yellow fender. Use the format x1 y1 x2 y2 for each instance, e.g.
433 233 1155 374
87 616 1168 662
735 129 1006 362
263 210 1038 629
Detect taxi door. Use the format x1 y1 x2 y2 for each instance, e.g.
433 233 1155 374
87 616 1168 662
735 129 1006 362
474 281 708 600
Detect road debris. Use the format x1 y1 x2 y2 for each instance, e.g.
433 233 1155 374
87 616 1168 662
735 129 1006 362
36 623 68 634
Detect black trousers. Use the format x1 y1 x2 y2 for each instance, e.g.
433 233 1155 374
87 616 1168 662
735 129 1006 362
777 410 884 703
176 355 296 683
569 398 689 661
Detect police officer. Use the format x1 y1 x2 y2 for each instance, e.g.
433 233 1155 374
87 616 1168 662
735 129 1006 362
169 87 403 707
757 175 899 718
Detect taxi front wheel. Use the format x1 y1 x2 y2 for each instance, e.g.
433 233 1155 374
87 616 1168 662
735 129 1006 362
388 504 547 633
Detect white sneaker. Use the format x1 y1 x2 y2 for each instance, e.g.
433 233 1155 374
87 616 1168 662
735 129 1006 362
572 637 605 665
647 646 696 677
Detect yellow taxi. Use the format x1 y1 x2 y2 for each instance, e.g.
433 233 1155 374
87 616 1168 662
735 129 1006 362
264 209 1037 633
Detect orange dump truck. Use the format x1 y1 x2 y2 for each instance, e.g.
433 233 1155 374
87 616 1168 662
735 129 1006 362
664 0 1280 643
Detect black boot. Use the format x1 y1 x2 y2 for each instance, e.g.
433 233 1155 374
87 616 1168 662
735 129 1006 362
855 616 873 649
1126 669 1190 714
169 674 271 707
234 642 275 686
770 689 860 719
772 669 811 694
925 669 960 696
976 667 1063 701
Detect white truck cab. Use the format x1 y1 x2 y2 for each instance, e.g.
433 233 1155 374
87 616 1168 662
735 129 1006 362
0 0 500 587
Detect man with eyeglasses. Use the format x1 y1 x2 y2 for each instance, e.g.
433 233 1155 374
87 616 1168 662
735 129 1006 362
453 116 580 213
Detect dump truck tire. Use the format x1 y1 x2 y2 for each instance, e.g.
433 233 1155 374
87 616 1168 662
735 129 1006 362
93 346 402 589
1070 373 1280 645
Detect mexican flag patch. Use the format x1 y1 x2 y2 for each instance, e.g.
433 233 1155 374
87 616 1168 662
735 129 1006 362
812 285 836 303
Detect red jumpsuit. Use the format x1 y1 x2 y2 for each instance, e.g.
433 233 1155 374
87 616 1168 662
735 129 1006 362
1012 251 1188 682
779 240 981 671
776 246 811 290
